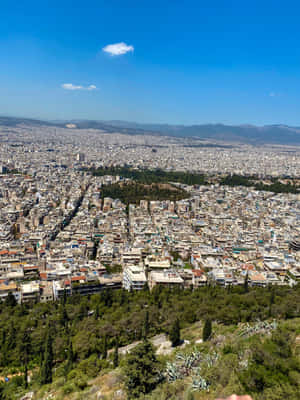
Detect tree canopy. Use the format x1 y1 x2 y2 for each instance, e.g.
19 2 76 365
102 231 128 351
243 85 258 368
124 340 161 398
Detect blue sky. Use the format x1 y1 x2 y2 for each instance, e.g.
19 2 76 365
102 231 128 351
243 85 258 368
1 0 300 125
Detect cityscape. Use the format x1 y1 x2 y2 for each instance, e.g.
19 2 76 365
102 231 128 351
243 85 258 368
1 1 300 399
0 124 299 305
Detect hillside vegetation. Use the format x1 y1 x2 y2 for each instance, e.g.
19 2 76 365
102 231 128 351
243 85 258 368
87 167 300 194
89 166 207 186
0 285 299 399
100 181 189 204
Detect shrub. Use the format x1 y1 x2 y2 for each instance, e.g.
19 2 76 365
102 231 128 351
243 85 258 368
62 382 76 395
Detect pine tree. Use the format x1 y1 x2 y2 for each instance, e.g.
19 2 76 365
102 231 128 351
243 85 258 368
120 289 126 306
19 329 31 388
62 288 67 305
7 322 16 351
78 302 87 321
270 288 275 305
268 287 275 317
169 318 181 347
106 289 112 307
40 331 53 384
143 310 149 338
103 335 108 359
5 292 17 307
0 330 7 367
203 319 212 342
59 304 68 328
65 339 74 373
124 340 161 398
94 303 100 320
244 272 249 293
113 339 119 368
24 363 28 389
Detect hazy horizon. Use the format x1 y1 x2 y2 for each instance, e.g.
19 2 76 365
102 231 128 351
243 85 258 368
2 112 300 129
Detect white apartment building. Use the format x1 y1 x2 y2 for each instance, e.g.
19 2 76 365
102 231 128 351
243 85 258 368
123 265 147 291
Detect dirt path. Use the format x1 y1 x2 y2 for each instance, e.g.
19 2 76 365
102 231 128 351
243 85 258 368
111 333 190 356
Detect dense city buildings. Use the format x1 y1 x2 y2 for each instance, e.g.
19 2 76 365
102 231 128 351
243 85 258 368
0 123 299 303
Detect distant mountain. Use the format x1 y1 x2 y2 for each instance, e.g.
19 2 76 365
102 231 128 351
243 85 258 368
0 116 159 136
102 121 300 145
1 115 300 145
0 116 58 127
66 119 300 144
67 119 161 136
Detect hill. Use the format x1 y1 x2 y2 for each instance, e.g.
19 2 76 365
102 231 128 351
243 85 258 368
2 115 300 144
29 317 300 400
103 121 300 145
0 285 299 399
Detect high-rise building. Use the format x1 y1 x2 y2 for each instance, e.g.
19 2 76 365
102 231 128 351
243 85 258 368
76 153 85 162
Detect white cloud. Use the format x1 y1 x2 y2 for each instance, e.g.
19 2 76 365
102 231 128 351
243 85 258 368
102 42 134 56
61 83 97 91
269 91 282 97
62 83 83 90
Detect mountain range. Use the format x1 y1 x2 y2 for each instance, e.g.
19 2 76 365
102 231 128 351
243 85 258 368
1 115 300 145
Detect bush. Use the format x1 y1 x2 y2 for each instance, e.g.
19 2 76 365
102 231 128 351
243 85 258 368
53 377 66 390
222 344 234 354
76 378 88 391
76 354 103 377
67 370 78 380
62 382 76 395
239 329 300 397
